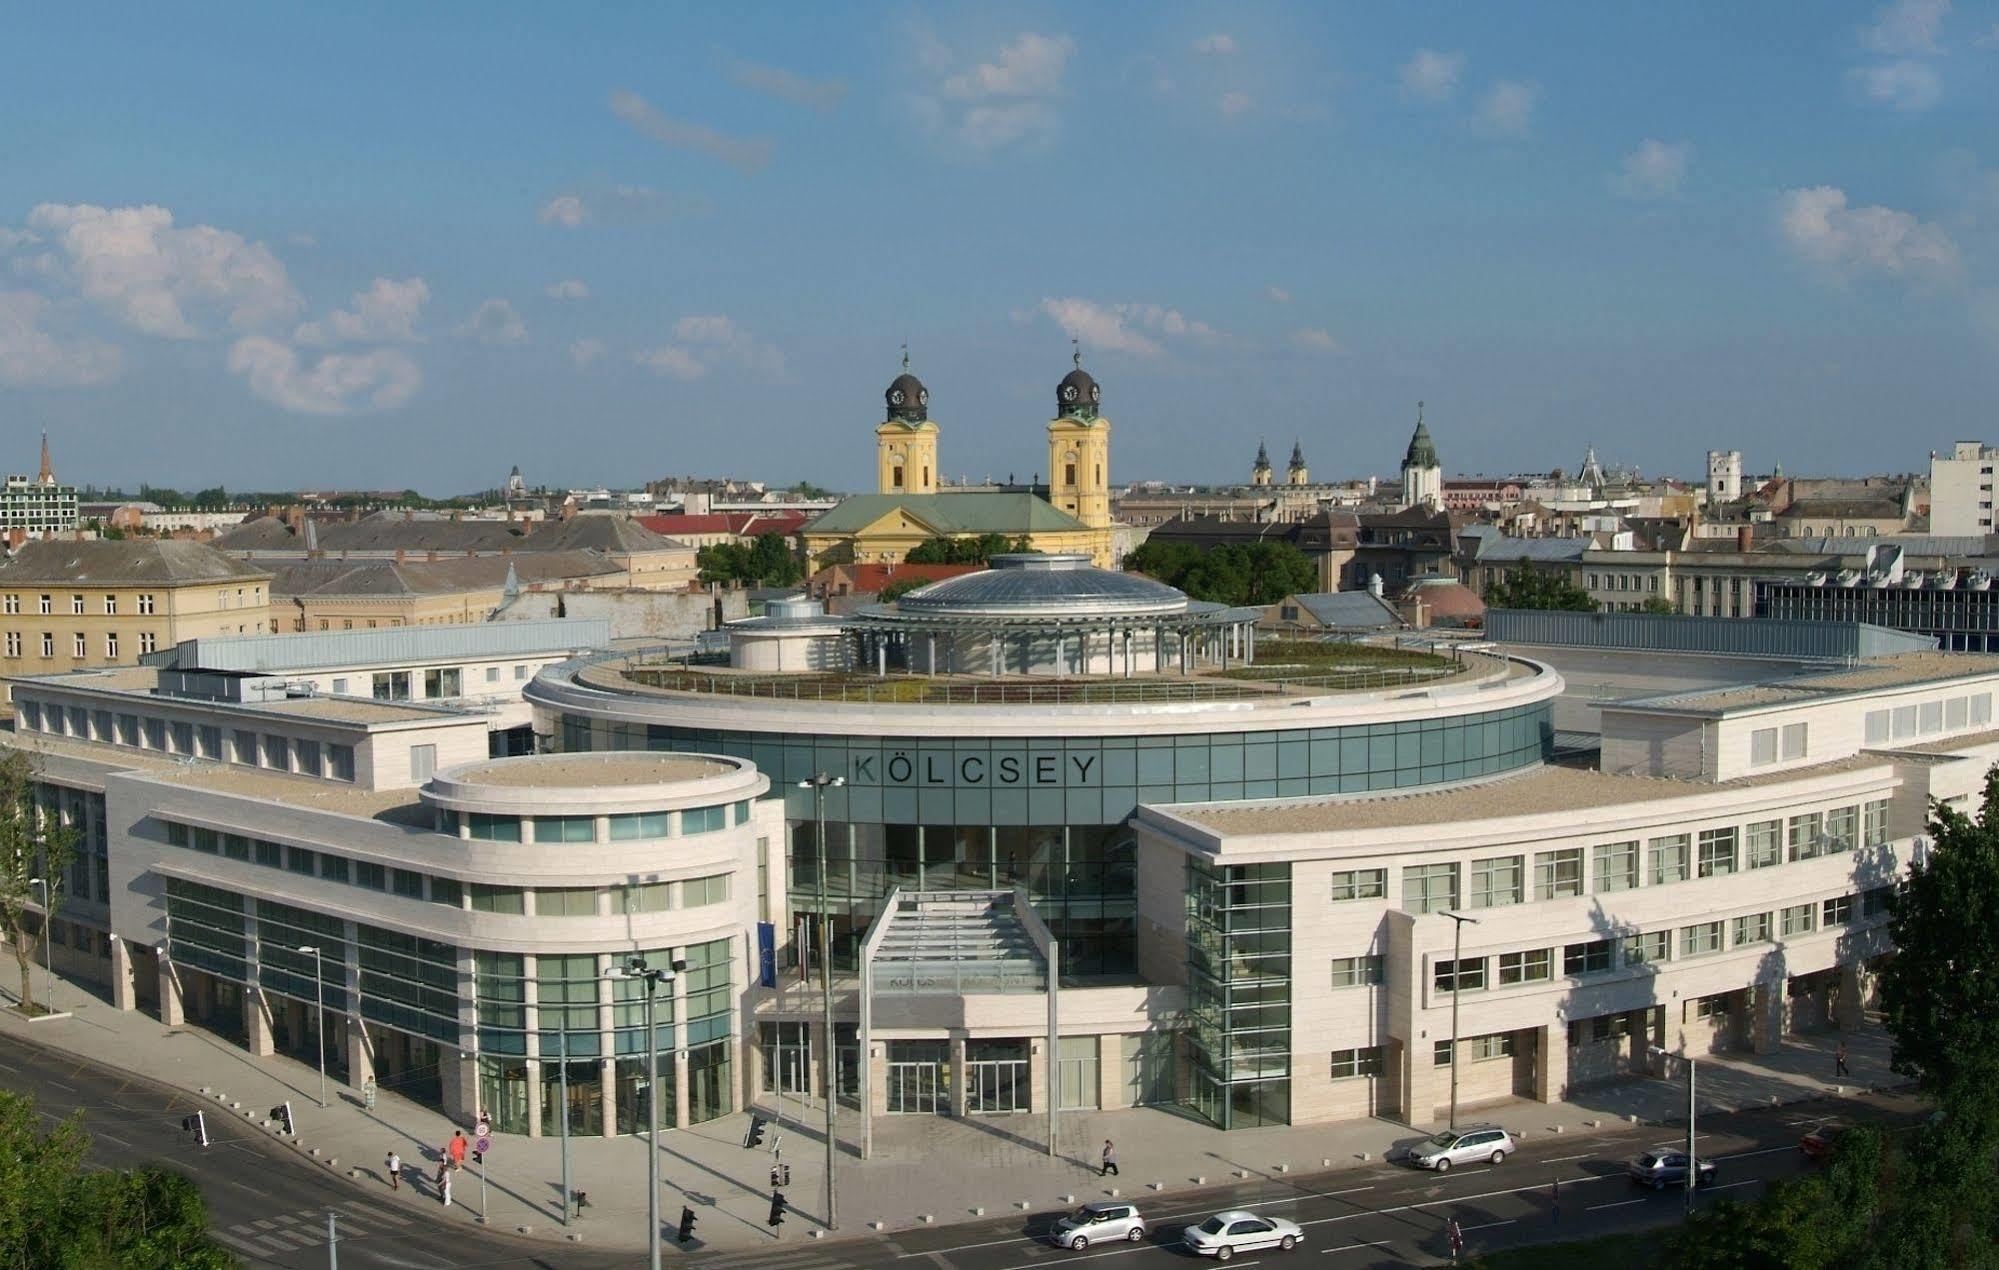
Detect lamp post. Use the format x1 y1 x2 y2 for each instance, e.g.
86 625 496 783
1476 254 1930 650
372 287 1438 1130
1439 911 1480 1131
26 877 52 1015
1649 1044 1697 1214
796 773 844 1231
606 956 678 1270
556 1012 571 1226
296 945 328 1109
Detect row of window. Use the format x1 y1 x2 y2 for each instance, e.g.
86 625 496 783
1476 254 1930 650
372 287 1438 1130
20 699 357 781
450 802 751 844
4 591 162 615
1862 694 1994 746
1329 800 1890 914
4 630 158 659
1747 722 1810 766
163 819 734 915
356 665 527 700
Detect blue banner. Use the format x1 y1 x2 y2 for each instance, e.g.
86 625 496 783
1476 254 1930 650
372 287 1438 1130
756 922 776 989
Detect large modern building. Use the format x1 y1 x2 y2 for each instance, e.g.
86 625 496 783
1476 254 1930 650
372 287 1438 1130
5 553 1978 1143
0 435 79 537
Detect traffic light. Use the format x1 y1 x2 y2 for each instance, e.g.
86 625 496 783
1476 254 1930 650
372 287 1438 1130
768 1191 787 1229
677 1206 697 1243
269 1102 295 1135
179 1111 208 1148
744 1115 767 1149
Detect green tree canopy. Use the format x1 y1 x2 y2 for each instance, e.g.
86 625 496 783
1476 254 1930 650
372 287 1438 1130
696 532 801 587
904 534 1030 565
0 749 79 1014
1485 560 1599 611
1123 539 1318 607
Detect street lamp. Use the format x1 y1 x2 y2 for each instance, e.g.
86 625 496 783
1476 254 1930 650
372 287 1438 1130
606 955 679 1270
26 878 52 1015
297 945 328 1109
1649 1044 1698 1214
796 772 844 1231
1439 911 1480 1131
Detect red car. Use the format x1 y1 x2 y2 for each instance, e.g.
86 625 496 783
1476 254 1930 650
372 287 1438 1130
1800 1124 1844 1161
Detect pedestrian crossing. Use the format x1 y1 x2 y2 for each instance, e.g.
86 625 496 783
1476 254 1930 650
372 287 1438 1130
212 1201 413 1259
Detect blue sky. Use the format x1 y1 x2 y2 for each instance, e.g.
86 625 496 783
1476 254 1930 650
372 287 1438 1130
3 1 1997 494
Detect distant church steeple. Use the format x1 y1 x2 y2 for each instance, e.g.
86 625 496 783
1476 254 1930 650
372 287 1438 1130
1287 439 1308 486
37 431 53 487
1252 440 1273 487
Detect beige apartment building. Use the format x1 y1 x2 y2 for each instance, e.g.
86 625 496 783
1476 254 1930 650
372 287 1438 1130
0 541 271 701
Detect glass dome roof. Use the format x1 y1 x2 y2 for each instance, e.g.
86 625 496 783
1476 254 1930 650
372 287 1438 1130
893 553 1189 618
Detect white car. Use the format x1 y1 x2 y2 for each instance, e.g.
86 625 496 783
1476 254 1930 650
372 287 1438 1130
1048 1201 1145 1250
1182 1209 1304 1260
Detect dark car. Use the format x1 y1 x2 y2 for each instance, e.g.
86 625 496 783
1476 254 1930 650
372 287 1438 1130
1626 1149 1717 1191
1801 1124 1844 1161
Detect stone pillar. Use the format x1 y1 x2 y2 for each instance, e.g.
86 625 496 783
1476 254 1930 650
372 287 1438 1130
157 957 184 1027
245 989 275 1057
598 1058 617 1139
808 1019 830 1107
1096 1035 1125 1110
525 1059 543 1137
868 1042 888 1118
949 1036 968 1117
441 1048 477 1126
109 937 134 1011
346 1020 375 1090
1835 964 1865 1031
1750 983 1784 1056
1533 1022 1568 1103
1028 1037 1048 1115
672 1049 690 1130
1400 1037 1443 1128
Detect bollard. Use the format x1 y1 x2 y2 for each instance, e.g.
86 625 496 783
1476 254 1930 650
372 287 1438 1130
1149 1182 1165 1191
810 1230 825 1240
1017 1201 1032 1211
1552 1125 1565 1134
1060 1194 1075 1204
1322 1158 1332 1168
971 1207 985 1217
1583 1118 1601 1128
1194 1175 1206 1185
920 1215 934 1224
514 1225 531 1235
1626 1114 1640 1123
1275 1164 1289 1174
566 1234 583 1243
325 1157 337 1168
870 1220 887 1231
1232 1169 1248 1180
1107 1188 1119 1198
200 1087 212 1095
1356 1151 1370 1161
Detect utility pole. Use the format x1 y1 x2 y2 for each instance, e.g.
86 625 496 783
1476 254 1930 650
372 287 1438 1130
1440 911 1480 1131
606 955 681 1270
297 945 328 1109
1650 1044 1698 1214
557 1014 571 1226
27 878 52 1014
325 1209 338 1270
797 773 844 1230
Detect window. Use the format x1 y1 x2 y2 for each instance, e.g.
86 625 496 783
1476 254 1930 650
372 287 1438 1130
466 813 521 842
535 887 597 917
423 667 462 698
327 745 355 782
1824 894 1855 925
254 839 282 868
1533 848 1584 900
1563 940 1612 975
223 834 249 861
3 633 18 658
1697 828 1737 877
1648 835 1689 885
165 821 190 848
1681 921 1723 957
286 846 317 876
1787 812 1823 861
372 671 411 701
618 881 673 914
71 633 85 658
103 595 115 615
391 868 424 899
143 718 166 749
1331 955 1384 988
1863 887 1891 918
1920 701 1943 734
1330 868 1387 901
532 815 596 844
1593 841 1639 892
682 874 729 907
1746 819 1781 869
354 861 386 891
1781 722 1808 759
609 811 671 840
1330 1047 1385 1079
103 631 119 660
1497 948 1551 984
37 594 50 615
1 595 14 615
1433 957 1485 994
262 734 289 770
1864 709 1890 745
170 721 194 754
469 884 525 914
319 855 350 884
1863 799 1889 847
514 664 528 681
1693 995 1729 1021
1732 911 1772 946
294 739 320 776
1435 1033 1514 1065
69 594 83 615
1948 696 1969 730
430 877 461 907
137 594 155 615
1750 727 1777 766
1826 805 1858 853
485 666 500 683
1402 863 1458 914
1976 695 1994 726
681 805 726 835
1469 855 1523 908
1781 903 1816 936
138 632 155 655
1624 931 1671 965
40 632 52 657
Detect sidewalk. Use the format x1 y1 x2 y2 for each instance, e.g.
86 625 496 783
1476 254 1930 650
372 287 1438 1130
0 973 1908 1255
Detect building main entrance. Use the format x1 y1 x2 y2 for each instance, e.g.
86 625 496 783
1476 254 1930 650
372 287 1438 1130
886 1040 949 1114
967 1038 1030 1114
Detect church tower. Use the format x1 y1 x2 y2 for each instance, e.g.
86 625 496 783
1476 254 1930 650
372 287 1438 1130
1252 441 1273 487
875 351 939 495
1288 439 1309 486
1400 403 1443 511
1047 345 1111 531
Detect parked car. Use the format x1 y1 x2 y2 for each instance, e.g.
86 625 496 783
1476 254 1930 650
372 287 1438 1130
1182 1209 1305 1260
1049 1201 1145 1250
1800 1124 1844 1161
1405 1123 1516 1172
1626 1148 1718 1190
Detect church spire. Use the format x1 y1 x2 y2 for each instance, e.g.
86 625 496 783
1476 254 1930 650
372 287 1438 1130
37 431 52 486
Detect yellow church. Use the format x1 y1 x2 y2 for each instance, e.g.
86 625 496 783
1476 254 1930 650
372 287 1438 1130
800 352 1118 568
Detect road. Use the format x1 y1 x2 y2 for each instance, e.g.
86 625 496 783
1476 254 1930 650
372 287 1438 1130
0 1032 628 1270
683 1092 1925 1270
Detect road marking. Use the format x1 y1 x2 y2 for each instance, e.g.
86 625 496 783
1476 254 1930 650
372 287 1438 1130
1323 1238 1396 1255
47 1080 74 1092
1463 1219 1516 1232
1544 1153 1591 1162
1588 1199 1649 1212
1711 1179 1761 1191
1295 1172 1620 1234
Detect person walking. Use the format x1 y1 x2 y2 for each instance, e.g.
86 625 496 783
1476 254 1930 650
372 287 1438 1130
1446 1215 1465 1263
385 1149 401 1191
1100 1140 1119 1178
436 1160 452 1207
1835 1040 1851 1079
448 1129 468 1171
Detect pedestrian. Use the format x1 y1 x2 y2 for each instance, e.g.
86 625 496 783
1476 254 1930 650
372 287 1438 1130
448 1129 468 1171
1100 1139 1119 1178
436 1160 452 1207
385 1149 401 1191
1446 1216 1464 1263
1835 1040 1851 1079
1550 1175 1560 1226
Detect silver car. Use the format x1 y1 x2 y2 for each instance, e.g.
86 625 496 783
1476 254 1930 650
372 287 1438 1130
1049 1201 1145 1250
1405 1123 1515 1172
1182 1209 1304 1260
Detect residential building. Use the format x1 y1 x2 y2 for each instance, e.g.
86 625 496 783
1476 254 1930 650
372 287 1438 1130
1 435 79 536
1258 591 1404 636
1929 441 1998 537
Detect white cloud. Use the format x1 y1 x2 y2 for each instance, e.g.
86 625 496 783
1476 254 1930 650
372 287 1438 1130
632 343 708 380
916 31 1075 152
1289 327 1344 354
0 290 122 387
1615 139 1694 198
1400 49 1465 103
1849 59 1943 109
1475 80 1539 137
673 314 737 343
610 89 773 173
570 338 606 366
1219 91 1253 119
294 276 429 345
1037 298 1229 358
1862 0 1950 55
634 314 782 379
227 336 419 415
0 228 38 252
1777 185 1961 284
730 59 847 112
545 279 589 301
539 195 588 228
1266 286 1292 304
944 32 1074 99
27 202 300 339
1192 33 1237 56
461 298 527 345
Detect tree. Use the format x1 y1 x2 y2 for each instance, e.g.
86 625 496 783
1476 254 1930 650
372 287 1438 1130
0 750 78 1014
1123 539 1317 607
878 576 928 603
1638 595 1677 615
905 534 1026 565
696 532 801 587
1485 560 1598 611
0 1091 232 1268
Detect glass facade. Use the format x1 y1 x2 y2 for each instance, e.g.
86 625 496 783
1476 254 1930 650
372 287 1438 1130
1187 861 1292 1129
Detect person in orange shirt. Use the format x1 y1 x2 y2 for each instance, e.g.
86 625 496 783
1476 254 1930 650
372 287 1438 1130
447 1130 468 1171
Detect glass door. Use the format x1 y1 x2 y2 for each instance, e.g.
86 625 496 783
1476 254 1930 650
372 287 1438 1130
887 1061 939 1114
967 1038 1030 1115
